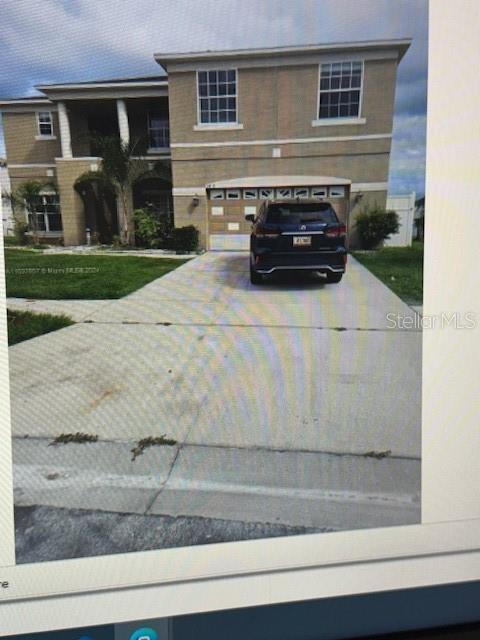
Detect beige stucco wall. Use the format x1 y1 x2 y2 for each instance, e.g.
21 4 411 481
2 112 61 164
171 152 390 188
168 58 397 145
173 195 208 248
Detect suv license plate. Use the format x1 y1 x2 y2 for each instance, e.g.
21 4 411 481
293 236 311 246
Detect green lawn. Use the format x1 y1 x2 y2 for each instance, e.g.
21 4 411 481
352 241 424 305
7 309 74 345
4 250 189 299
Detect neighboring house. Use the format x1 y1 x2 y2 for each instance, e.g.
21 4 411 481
0 156 14 236
0 38 410 249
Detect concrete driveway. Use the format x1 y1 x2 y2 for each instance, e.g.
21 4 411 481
10 252 421 534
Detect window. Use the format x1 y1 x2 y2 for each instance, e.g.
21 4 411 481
27 193 62 232
243 189 258 200
210 190 225 200
197 69 237 124
311 187 327 198
259 188 274 200
36 111 53 137
318 61 362 119
148 113 170 149
276 188 292 199
266 202 337 224
226 189 241 200
329 186 346 198
294 188 309 199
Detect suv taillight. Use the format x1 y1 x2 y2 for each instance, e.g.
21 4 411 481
256 226 280 238
325 224 347 238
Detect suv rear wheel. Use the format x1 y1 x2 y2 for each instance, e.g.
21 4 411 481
324 272 343 284
250 263 263 285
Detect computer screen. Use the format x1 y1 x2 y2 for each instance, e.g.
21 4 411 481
0 0 478 636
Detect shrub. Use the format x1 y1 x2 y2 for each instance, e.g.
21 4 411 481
355 204 400 249
168 225 199 253
134 207 172 249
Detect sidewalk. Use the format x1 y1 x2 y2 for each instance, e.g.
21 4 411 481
13 437 420 532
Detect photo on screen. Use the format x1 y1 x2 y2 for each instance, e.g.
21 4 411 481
0 0 427 565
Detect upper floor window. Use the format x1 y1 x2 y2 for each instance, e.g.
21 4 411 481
36 111 53 137
148 113 170 149
197 70 237 124
318 61 362 119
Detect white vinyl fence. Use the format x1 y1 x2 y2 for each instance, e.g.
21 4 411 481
384 192 416 247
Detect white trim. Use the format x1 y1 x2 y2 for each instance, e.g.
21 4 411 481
37 80 168 91
57 102 72 159
172 132 391 149
312 117 366 127
172 187 206 196
134 154 171 161
34 135 57 141
193 123 244 131
55 156 101 162
0 99 53 105
351 182 388 192
116 99 130 144
146 147 170 154
8 163 56 169
207 175 351 189
155 38 412 64
175 181 386 195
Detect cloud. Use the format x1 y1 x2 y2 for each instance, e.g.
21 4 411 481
389 114 427 195
0 0 427 194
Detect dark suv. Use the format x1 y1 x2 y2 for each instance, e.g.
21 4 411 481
246 200 347 285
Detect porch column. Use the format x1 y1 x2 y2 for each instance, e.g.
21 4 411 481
116 99 130 144
57 101 72 159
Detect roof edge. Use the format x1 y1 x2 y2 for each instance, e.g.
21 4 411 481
206 176 352 189
155 38 412 66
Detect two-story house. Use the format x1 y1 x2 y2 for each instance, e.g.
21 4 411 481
0 38 410 249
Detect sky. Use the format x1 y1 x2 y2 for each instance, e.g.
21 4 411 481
0 0 428 196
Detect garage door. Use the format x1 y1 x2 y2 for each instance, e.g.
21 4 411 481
207 184 349 251
208 192 252 251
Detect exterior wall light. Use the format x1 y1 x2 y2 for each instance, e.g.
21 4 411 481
354 192 364 204
192 195 200 207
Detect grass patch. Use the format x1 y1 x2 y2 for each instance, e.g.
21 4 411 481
131 435 177 461
352 241 423 305
4 249 190 299
49 432 99 446
2 236 18 247
7 309 73 345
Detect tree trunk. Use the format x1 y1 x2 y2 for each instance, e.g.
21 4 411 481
118 187 135 246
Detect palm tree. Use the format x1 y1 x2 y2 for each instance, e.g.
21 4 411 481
14 180 45 245
92 135 148 245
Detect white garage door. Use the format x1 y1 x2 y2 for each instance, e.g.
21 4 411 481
209 234 250 251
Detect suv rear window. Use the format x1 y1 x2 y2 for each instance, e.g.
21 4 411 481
265 202 338 224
